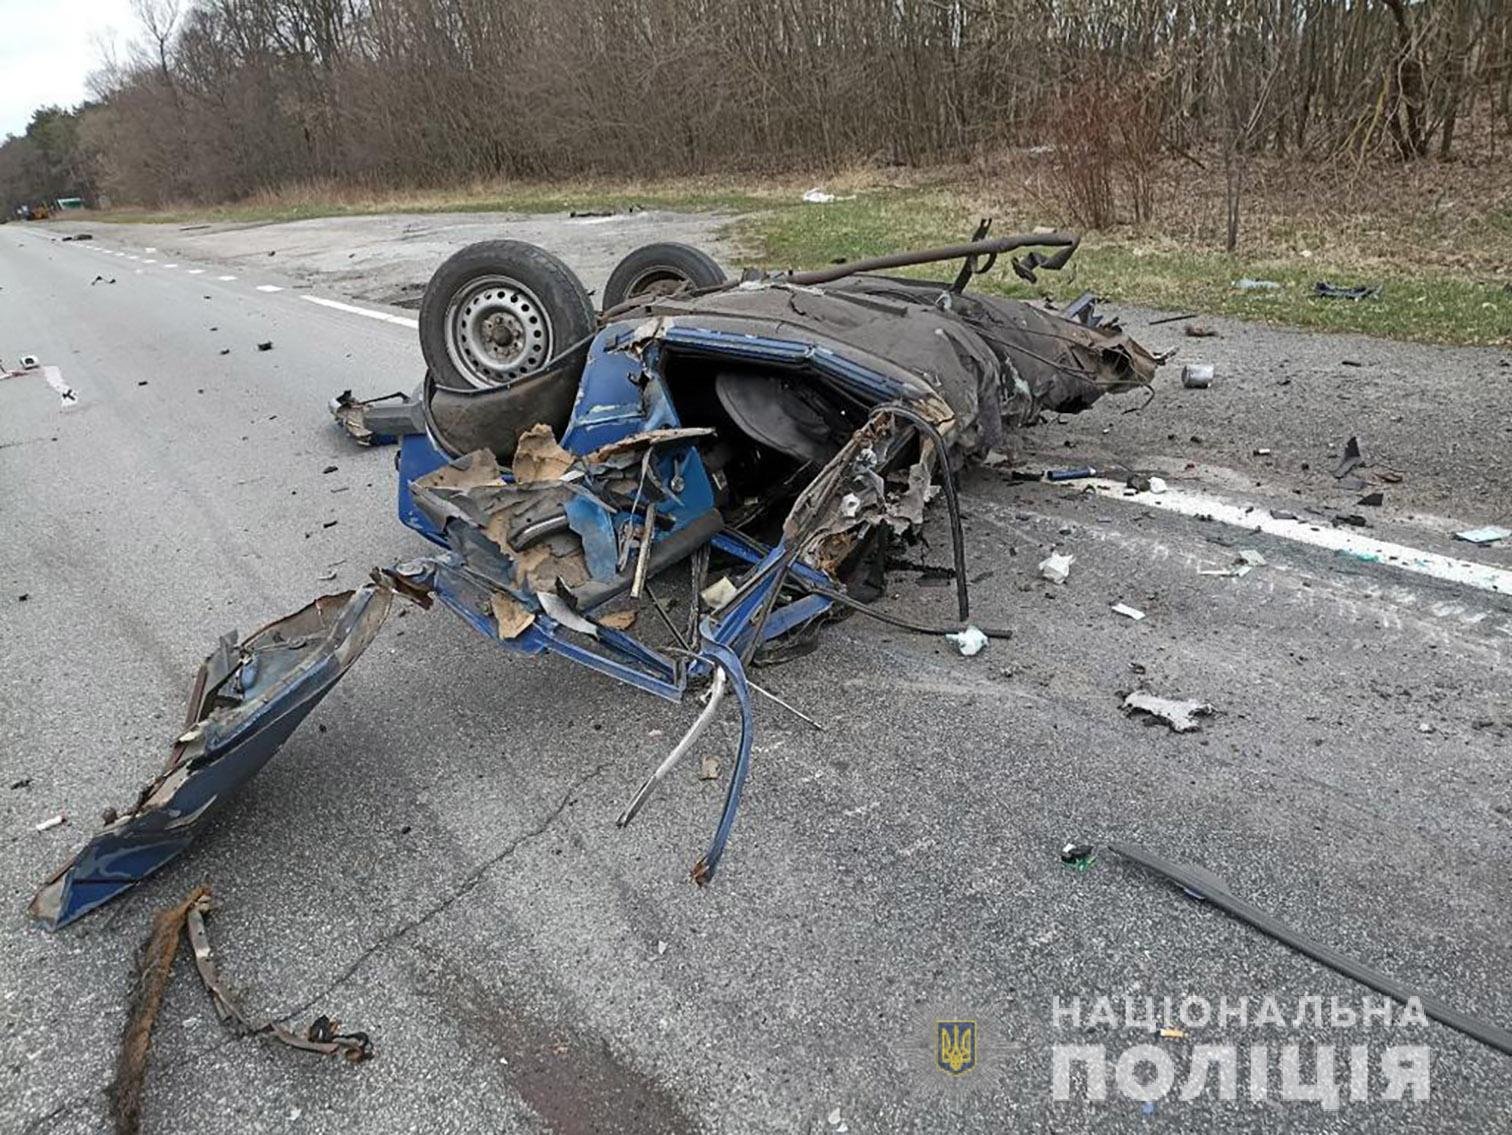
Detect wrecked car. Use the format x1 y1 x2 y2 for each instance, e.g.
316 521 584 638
33 230 1162 928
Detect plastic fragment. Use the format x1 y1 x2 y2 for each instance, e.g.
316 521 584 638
1110 603 1145 621
1039 552 1075 584
945 626 988 657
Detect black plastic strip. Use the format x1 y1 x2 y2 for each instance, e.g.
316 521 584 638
1109 842 1512 1057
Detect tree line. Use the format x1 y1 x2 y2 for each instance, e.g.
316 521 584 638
3 0 1510 213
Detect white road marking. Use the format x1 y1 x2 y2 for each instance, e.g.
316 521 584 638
186 268 204 275
163 263 177 269
300 294 419 329
126 255 140 260
216 275 236 281
142 259 157 264
255 284 283 293
1089 478 1512 596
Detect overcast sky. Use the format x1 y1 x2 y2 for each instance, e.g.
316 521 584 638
0 0 138 138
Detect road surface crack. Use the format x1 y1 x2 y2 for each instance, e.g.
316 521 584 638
277 760 612 1022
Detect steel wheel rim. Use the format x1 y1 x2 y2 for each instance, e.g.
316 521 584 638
624 268 692 302
443 275 553 388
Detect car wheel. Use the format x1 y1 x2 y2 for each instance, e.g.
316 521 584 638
601 242 727 309
420 240 596 391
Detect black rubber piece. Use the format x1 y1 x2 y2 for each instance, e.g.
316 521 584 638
1109 842 1512 1058
419 240 595 394
600 242 727 310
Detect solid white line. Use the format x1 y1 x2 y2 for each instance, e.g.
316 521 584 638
1088 478 1512 596
255 284 283 293
300 294 419 329
216 275 236 281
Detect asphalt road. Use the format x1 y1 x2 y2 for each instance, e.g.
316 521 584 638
3 220 1512 1134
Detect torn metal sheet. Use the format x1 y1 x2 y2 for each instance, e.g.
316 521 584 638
328 388 423 445
1122 691 1214 733
31 585 394 928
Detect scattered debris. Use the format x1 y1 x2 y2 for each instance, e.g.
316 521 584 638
1455 526 1511 546
11 777 32 789
1039 552 1075 584
1047 466 1097 481
1314 281 1381 301
1110 603 1145 621
1147 476 1167 494
946 626 989 657
698 755 720 780
1060 842 1095 866
1334 513 1368 528
91 275 116 285
1183 323 1218 338
1181 363 1214 389
110 886 371 1135
256 341 273 351
218 348 230 356
1148 312 1198 326
1122 691 1212 732
1271 509 1298 520
1332 436 1364 479
1253 447 1272 456
1234 278 1281 291
802 188 854 204
1358 491 1384 507
1237 549 1266 566
1158 1027 1187 1040
35 813 66 832
328 389 423 446
322 465 339 475
1125 473 1151 492
1341 358 1364 368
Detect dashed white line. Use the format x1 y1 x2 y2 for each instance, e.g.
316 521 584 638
163 263 178 269
142 258 157 264
127 255 140 261
255 284 283 293
1089 478 1512 597
300 294 419 329
186 268 204 275
216 275 237 281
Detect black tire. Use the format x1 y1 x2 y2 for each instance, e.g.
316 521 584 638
420 240 595 392
600 242 727 310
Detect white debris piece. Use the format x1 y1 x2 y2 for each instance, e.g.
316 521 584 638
1110 603 1146 621
1039 552 1075 584
840 492 862 518
1237 549 1267 566
701 576 738 609
945 626 988 657
1455 526 1511 546
1148 476 1167 493
35 814 66 832
1181 363 1214 389
802 188 854 204
1123 691 1214 733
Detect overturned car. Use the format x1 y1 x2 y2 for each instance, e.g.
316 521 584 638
33 230 1163 927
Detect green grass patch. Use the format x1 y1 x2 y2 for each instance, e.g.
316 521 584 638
735 192 1512 347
